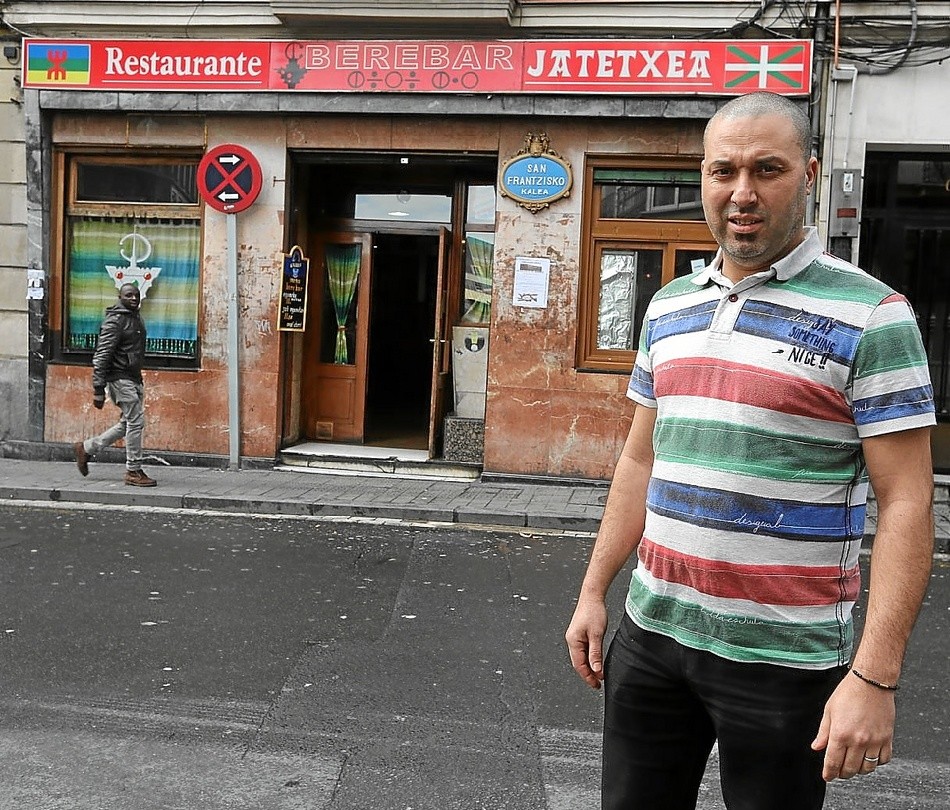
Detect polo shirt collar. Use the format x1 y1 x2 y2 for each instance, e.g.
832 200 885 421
691 227 824 287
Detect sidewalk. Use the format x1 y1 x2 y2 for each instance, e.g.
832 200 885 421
0 457 609 533
1 457 948 549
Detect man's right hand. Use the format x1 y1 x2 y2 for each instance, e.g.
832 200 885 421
93 389 105 410
565 597 609 689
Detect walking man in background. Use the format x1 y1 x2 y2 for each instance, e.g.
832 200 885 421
565 91 935 809
74 282 157 487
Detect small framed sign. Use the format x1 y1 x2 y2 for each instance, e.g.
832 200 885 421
499 133 573 214
278 245 310 331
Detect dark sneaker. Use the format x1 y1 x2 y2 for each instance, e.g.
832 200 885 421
124 469 157 487
74 442 89 476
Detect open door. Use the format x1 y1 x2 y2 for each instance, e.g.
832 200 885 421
428 226 453 457
301 231 373 442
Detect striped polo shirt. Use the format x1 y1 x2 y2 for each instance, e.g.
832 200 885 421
626 228 935 669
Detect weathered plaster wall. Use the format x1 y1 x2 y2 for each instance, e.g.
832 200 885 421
484 117 705 480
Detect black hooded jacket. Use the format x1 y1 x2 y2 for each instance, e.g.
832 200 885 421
91 303 147 392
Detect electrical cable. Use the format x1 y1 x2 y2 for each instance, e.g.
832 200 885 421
697 0 950 71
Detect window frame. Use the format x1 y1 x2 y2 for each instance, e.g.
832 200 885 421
50 148 204 370
576 156 717 373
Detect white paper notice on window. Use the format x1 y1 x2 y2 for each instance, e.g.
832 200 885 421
513 257 551 308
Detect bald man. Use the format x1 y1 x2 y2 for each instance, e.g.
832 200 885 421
566 92 934 809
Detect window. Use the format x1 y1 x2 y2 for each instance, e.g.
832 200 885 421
577 159 717 372
460 184 496 325
597 168 705 220
319 241 362 365
354 192 452 223
595 245 663 351
55 154 202 367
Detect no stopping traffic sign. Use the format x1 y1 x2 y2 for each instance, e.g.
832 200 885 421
197 144 263 213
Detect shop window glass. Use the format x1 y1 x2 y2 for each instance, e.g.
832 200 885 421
320 242 362 365
861 152 950 418
675 248 716 278
597 168 704 221
354 192 451 223
894 160 950 210
460 184 496 325
461 233 494 324
577 160 716 373
597 248 662 350
466 184 496 225
67 217 200 357
59 156 202 366
76 162 198 205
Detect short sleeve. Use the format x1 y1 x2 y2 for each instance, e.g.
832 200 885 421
851 294 936 437
627 310 656 408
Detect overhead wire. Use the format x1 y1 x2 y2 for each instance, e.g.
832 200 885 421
698 0 949 71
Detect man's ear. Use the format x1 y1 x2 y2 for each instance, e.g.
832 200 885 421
805 156 819 193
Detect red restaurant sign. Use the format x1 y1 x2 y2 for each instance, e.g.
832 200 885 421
23 38 812 96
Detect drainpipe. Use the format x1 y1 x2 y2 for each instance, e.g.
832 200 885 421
808 0 832 228
825 0 861 259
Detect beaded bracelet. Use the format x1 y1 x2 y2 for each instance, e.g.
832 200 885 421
851 668 899 691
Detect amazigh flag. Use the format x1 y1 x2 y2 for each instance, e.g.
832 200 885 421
725 44 806 91
25 42 91 86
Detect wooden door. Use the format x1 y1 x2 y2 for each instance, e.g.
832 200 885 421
427 227 453 456
301 232 372 442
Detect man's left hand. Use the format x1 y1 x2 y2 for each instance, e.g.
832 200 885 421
811 671 895 781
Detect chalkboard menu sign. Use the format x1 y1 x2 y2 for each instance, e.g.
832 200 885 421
278 245 310 331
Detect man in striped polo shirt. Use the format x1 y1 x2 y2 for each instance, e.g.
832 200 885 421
566 91 935 809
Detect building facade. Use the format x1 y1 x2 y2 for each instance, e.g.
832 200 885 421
0 20 26 440
3 1 949 478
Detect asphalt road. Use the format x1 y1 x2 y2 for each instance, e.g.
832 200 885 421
0 502 947 809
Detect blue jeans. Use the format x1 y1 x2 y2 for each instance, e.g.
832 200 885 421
602 615 846 810
84 379 146 472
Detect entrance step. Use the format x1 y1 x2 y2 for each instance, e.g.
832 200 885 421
277 442 481 481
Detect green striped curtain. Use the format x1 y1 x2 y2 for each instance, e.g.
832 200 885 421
325 243 362 364
67 216 200 357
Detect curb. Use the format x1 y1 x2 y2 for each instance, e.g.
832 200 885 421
0 483 604 534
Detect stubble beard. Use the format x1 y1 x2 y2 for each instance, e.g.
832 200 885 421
715 197 807 270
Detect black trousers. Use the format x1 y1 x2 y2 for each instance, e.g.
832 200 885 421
602 615 847 810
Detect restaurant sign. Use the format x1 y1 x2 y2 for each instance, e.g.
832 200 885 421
23 38 812 96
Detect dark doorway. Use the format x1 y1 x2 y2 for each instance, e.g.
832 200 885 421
364 233 439 448
860 153 950 420
288 150 497 456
